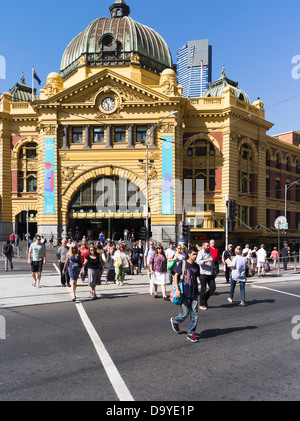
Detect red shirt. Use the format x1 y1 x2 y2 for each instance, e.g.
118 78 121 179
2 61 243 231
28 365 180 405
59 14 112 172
209 246 221 262
79 247 89 262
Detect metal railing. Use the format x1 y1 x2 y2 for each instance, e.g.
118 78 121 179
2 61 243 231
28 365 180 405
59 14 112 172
255 253 300 275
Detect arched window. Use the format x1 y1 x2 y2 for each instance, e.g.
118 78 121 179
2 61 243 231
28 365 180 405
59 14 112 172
241 145 252 161
100 33 117 52
239 143 255 194
186 139 215 157
69 176 147 215
19 142 38 159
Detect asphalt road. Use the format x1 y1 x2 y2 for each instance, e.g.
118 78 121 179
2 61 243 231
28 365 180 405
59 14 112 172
1 276 300 402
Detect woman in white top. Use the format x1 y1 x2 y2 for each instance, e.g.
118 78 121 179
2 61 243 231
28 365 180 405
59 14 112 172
113 243 132 285
168 244 186 284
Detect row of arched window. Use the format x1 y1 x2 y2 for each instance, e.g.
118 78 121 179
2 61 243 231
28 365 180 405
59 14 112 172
266 150 300 173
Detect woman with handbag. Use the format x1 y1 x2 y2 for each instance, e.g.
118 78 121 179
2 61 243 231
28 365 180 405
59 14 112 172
80 245 102 300
113 243 132 286
149 245 168 299
227 246 248 307
168 244 185 284
63 244 83 302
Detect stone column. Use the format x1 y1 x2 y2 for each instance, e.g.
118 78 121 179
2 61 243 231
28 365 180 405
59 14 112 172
62 125 69 149
127 124 134 148
106 124 112 148
84 124 91 149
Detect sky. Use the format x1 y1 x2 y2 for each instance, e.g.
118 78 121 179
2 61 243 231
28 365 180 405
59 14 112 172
0 0 299 135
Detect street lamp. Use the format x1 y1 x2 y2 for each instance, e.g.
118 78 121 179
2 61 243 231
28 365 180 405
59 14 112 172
144 111 179 248
285 180 300 227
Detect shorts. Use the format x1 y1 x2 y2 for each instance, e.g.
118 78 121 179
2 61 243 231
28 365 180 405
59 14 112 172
257 262 265 268
31 260 43 273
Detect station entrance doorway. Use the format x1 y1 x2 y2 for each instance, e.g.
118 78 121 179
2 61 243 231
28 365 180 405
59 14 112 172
69 218 147 242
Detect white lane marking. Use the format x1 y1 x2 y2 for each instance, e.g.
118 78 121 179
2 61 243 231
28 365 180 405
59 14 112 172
53 263 60 274
74 301 134 401
57 259 134 399
55 260 134 399
252 284 300 298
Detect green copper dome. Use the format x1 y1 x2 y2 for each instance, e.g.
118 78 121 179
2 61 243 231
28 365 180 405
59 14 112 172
60 0 173 79
203 66 251 104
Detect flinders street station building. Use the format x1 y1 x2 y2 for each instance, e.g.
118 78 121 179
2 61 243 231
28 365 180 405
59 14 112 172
1 0 300 250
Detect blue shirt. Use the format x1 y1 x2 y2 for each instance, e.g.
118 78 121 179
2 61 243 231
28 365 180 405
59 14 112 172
231 255 247 282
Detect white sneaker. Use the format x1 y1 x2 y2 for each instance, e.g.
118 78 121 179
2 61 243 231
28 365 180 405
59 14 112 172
227 298 233 303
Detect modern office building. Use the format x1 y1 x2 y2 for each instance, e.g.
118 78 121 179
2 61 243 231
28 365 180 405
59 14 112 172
1 0 300 250
177 39 212 98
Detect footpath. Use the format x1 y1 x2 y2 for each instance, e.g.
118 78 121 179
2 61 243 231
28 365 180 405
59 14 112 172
0 244 299 309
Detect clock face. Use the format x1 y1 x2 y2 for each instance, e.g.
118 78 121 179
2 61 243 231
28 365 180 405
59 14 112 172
101 97 115 111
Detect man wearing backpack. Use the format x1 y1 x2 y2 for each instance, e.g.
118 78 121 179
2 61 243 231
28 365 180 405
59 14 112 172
2 240 14 272
170 246 200 343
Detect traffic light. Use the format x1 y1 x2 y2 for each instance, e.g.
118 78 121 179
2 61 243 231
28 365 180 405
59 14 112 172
229 200 237 221
182 224 190 239
229 221 236 232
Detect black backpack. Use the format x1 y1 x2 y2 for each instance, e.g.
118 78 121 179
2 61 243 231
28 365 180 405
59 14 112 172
3 244 12 256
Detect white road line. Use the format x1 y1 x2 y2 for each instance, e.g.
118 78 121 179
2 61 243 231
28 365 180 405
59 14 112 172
75 302 134 402
55 260 134 399
53 263 60 274
252 285 300 298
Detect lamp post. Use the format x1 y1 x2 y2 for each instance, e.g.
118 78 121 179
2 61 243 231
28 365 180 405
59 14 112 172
285 179 300 227
144 111 179 248
225 195 229 250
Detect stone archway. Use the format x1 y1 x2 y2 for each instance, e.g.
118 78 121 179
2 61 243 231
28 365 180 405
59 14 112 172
60 166 150 237
61 165 148 213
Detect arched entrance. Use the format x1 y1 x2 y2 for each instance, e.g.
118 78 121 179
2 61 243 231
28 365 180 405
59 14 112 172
68 174 150 241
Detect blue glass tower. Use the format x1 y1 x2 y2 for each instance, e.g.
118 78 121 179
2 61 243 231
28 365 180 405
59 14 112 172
177 39 212 98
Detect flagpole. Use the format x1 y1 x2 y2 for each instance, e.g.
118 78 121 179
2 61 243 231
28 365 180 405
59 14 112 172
32 66 34 101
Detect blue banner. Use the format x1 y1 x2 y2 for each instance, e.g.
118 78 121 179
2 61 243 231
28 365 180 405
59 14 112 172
161 136 174 215
44 138 55 215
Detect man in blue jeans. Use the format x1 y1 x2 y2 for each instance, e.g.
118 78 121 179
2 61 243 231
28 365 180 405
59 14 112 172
170 247 200 343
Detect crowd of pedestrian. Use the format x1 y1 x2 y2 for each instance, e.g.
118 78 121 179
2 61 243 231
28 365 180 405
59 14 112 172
0 230 297 331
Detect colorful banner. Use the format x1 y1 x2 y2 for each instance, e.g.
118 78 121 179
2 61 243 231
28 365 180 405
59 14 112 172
44 137 55 215
161 136 174 215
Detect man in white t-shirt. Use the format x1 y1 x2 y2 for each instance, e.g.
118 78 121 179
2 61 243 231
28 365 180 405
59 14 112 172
257 244 267 277
165 242 175 284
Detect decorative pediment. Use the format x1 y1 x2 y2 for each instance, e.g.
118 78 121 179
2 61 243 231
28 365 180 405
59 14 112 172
37 69 174 108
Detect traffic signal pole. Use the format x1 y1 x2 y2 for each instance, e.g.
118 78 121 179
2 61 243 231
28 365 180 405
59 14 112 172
225 195 229 250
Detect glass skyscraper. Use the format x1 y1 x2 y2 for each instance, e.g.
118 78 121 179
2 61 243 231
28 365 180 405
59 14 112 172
177 39 212 98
